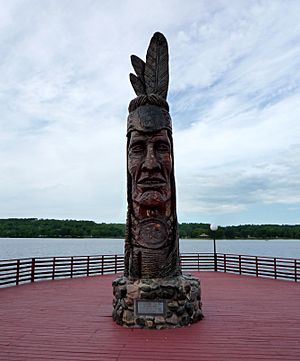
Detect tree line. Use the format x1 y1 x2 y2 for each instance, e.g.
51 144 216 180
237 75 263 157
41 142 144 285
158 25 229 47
0 218 299 239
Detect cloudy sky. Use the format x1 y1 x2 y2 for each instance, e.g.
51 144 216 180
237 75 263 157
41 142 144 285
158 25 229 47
0 0 300 226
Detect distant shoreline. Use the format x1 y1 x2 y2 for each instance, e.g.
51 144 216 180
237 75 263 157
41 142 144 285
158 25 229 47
0 218 299 239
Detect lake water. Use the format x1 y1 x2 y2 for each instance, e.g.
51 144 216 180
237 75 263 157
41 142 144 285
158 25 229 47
0 238 299 260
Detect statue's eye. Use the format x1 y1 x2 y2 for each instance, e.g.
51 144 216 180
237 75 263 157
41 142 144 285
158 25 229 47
130 142 145 153
156 142 170 152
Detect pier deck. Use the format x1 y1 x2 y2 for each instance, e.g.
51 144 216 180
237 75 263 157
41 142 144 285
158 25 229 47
0 272 299 360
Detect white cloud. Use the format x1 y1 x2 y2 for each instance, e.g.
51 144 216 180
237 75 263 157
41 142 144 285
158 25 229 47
175 92 300 222
0 0 300 225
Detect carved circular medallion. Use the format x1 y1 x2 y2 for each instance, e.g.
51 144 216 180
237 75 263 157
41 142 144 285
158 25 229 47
138 219 167 249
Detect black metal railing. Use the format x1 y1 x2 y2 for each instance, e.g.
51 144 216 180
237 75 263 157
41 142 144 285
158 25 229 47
0 253 298 288
0 254 124 287
215 253 299 281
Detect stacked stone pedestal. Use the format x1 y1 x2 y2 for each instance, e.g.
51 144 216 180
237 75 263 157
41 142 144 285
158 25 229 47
112 274 204 329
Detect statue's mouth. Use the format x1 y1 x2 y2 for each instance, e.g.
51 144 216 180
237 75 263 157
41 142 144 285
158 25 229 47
138 177 166 188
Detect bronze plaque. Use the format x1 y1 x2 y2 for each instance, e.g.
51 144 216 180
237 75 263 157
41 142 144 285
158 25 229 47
134 299 166 316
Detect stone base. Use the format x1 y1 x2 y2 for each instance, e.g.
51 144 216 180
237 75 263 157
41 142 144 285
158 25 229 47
112 274 204 329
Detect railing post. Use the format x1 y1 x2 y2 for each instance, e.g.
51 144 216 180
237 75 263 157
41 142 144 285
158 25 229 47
70 257 73 278
274 258 277 279
31 258 35 283
213 238 217 272
52 257 56 280
256 256 259 277
16 259 20 285
239 255 242 274
224 254 227 273
115 255 118 273
87 256 90 276
197 253 200 271
101 255 104 275
295 260 298 282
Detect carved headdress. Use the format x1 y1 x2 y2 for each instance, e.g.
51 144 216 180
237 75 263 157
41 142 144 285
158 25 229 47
127 32 172 135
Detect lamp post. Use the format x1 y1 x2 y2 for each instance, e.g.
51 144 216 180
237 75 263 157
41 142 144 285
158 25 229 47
210 224 218 272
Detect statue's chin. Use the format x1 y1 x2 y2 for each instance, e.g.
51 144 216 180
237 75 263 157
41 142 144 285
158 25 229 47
133 190 168 207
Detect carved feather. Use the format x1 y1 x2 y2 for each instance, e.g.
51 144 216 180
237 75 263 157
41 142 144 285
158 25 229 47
131 55 145 81
144 32 169 99
129 73 145 96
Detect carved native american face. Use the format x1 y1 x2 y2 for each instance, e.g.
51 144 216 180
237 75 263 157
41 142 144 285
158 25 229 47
128 129 172 211
123 32 181 279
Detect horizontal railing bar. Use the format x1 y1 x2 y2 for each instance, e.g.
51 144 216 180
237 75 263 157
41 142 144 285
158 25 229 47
181 259 214 264
0 262 19 267
0 262 32 268
0 274 19 282
181 254 213 258
0 259 32 265
0 279 18 285
18 264 33 269
217 253 300 261
275 274 296 279
0 266 21 273
16 271 32 277
181 258 213 261
0 278 31 286
219 267 296 279
273 271 296 277
0 254 124 263
181 264 214 270
3 252 296 262
0 253 298 288
17 276 32 282
32 275 54 280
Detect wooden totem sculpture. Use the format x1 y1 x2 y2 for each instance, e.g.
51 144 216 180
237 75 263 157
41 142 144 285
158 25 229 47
112 33 203 328
124 32 181 279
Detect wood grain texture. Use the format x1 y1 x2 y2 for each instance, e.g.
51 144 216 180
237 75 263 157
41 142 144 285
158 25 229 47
130 55 146 96
0 272 300 360
129 73 145 96
144 32 169 99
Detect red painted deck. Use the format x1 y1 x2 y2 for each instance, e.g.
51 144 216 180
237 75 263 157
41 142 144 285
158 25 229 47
0 272 299 361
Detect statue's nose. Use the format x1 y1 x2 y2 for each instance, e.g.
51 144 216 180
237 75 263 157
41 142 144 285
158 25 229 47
142 146 161 171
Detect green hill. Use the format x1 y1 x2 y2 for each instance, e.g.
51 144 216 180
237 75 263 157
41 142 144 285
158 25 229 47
0 218 299 239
